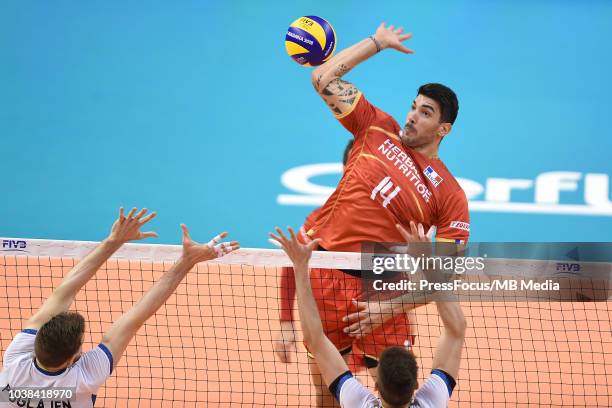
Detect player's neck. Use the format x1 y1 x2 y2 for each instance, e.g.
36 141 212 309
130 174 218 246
35 357 68 373
381 401 408 408
412 143 440 160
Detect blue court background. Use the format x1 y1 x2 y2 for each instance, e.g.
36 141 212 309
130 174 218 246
1 1 611 247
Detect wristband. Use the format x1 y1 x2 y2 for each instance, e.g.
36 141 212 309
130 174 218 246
369 35 382 52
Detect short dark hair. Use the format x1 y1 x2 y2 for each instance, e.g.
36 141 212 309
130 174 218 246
417 83 459 124
377 346 418 407
35 312 85 368
342 139 355 166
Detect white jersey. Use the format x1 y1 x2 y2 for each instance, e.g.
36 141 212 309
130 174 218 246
0 330 112 408
337 371 453 408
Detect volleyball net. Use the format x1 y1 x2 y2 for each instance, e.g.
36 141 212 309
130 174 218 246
1 238 611 407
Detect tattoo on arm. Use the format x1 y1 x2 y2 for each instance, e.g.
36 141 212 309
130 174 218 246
321 79 359 115
333 64 351 77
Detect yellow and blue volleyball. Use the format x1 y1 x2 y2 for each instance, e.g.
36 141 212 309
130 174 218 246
285 16 336 67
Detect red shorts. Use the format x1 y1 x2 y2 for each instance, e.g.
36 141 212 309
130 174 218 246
308 268 415 368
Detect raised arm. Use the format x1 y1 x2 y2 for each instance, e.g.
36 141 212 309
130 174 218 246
311 23 413 117
430 295 466 380
25 208 158 331
269 227 348 386
397 223 466 380
100 225 239 366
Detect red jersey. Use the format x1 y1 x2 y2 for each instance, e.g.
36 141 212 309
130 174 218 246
310 93 470 252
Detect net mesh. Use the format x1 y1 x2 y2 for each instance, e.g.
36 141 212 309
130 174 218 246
1 239 611 407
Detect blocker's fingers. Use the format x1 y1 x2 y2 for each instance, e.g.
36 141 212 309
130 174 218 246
212 244 224 257
208 232 228 247
216 242 230 252
268 238 282 248
399 33 413 41
410 221 419 237
426 226 436 239
299 226 310 242
141 231 158 239
140 211 157 225
288 226 297 242
395 26 404 34
135 208 148 219
275 227 289 244
215 241 240 256
119 207 125 220
181 224 191 240
418 223 425 238
306 238 321 250
269 232 283 243
396 224 410 241
126 207 137 219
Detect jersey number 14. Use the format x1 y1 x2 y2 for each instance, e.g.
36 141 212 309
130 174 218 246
371 176 401 208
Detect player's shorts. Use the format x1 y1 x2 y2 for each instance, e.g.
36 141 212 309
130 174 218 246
307 268 415 369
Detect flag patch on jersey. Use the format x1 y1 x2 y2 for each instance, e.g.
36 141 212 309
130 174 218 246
423 166 443 187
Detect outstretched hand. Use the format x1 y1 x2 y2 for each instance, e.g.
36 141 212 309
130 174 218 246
181 224 240 265
374 23 414 54
108 207 158 244
269 227 319 269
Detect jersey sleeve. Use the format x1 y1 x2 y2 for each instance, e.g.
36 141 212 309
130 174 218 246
3 330 37 367
75 344 113 392
435 188 470 244
337 93 379 137
412 370 455 407
330 371 379 407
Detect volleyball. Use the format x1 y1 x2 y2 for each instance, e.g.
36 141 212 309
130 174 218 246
285 16 336 66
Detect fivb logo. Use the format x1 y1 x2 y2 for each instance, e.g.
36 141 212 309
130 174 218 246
277 165 612 216
556 263 581 273
1 240 27 252
371 176 401 208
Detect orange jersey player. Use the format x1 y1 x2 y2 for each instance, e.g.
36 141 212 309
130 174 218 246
303 22 469 406
313 92 469 251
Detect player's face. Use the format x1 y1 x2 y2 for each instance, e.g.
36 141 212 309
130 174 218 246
401 95 446 148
